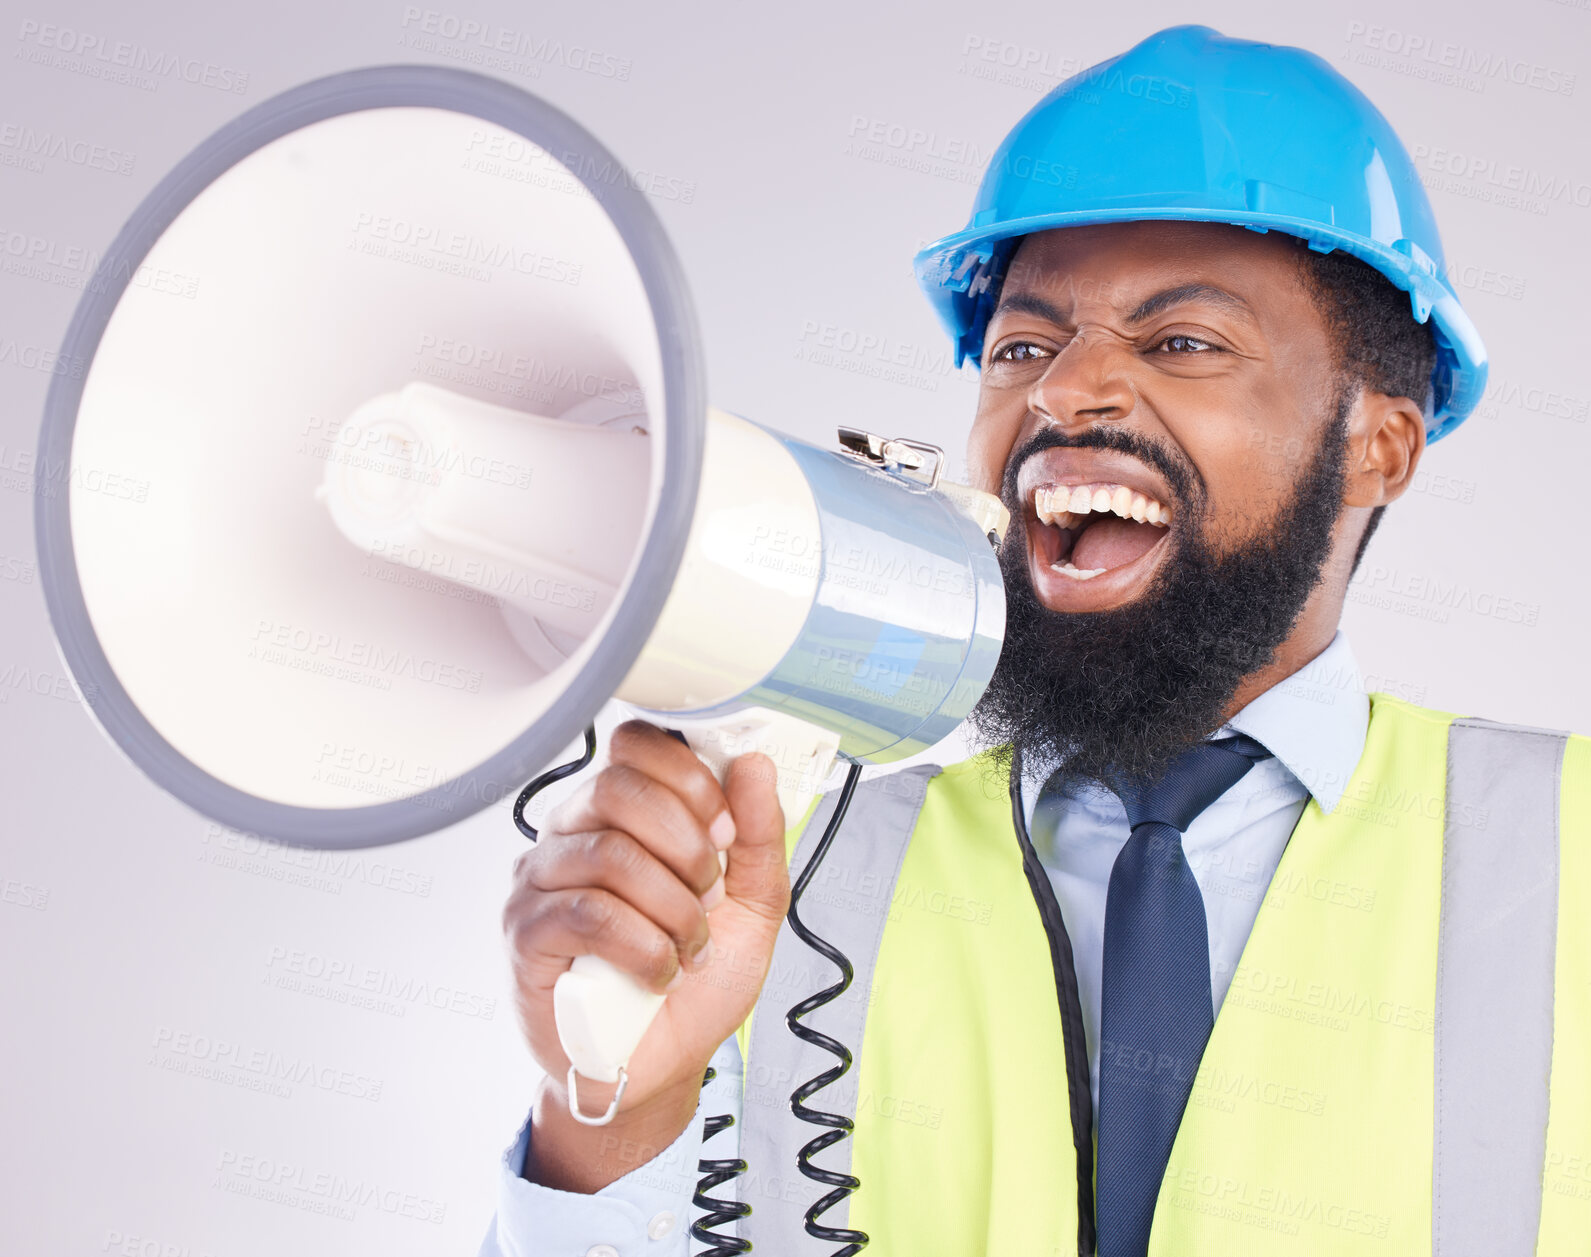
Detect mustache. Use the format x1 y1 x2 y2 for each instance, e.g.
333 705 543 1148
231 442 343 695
972 409 1350 788
1000 424 1203 512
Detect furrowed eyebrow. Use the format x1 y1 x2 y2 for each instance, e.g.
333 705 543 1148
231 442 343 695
989 283 1255 329
1124 282 1254 326
989 291 1070 326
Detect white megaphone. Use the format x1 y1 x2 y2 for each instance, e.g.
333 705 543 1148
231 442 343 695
33 67 1008 1125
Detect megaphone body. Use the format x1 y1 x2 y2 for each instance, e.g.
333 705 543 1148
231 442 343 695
320 378 1007 1112
33 67 1006 1123
327 382 1008 1105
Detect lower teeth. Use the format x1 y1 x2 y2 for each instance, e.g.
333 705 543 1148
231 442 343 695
1051 560 1107 580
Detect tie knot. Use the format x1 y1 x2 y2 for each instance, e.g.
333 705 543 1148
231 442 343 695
1114 733 1272 833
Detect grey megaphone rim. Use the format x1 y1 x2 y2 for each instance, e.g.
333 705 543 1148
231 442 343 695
35 66 706 849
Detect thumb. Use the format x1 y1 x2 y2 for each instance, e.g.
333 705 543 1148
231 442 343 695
719 751 791 919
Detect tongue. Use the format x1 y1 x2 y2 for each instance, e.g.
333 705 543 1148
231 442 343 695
1070 516 1166 572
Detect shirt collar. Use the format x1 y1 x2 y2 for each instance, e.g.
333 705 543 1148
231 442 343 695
1217 628 1367 814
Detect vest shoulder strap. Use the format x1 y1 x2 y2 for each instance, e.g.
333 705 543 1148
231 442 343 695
1435 715 1568 1255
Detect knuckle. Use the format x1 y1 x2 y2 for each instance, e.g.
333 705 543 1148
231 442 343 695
608 719 654 759
586 828 642 879
640 931 677 984
539 800 569 837
690 847 721 895
563 888 615 939
502 904 536 955
590 763 643 815
682 907 711 951
680 765 726 817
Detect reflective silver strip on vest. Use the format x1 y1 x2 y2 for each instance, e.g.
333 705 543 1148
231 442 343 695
1434 718 1567 1256
740 764 937 1253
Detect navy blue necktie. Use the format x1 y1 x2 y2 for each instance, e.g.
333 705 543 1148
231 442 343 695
1094 734 1272 1257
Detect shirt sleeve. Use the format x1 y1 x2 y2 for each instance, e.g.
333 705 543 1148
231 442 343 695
477 1035 744 1257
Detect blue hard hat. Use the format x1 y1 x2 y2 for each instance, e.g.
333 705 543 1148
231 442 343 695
914 24 1486 441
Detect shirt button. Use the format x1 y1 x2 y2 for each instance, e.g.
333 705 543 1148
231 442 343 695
584 1247 620 1257
647 1210 677 1240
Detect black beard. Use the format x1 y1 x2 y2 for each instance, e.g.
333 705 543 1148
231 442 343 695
969 398 1351 793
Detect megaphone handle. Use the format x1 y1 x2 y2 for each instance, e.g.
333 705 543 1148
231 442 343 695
551 707 842 1124
553 954 666 1124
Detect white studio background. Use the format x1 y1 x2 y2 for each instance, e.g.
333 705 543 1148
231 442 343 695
1 1 1586 1254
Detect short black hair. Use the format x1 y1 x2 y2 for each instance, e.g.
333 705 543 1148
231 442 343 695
1288 242 1439 576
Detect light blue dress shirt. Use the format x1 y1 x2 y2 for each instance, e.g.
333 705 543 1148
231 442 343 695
1022 628 1367 1118
478 631 1370 1257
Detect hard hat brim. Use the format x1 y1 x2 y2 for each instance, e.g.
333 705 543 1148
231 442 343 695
914 207 1487 443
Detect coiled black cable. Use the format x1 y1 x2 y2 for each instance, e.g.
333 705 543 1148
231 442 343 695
512 725 597 841
690 1064 753 1254
513 728 869 1252
784 760 868 1255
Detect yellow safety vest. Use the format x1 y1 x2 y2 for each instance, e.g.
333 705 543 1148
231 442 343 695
732 694 1590 1255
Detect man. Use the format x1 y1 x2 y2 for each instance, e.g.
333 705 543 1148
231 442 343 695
482 25 1589 1257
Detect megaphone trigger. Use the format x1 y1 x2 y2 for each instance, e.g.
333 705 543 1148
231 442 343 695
662 708 844 828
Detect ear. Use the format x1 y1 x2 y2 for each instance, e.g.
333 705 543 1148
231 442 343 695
1345 387 1426 508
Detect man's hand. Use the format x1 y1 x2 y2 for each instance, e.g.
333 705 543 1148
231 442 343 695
503 720 790 1192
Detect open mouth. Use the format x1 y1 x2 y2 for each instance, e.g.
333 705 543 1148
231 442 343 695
1032 482 1172 580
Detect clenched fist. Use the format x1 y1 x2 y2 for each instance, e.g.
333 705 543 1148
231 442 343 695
503 719 790 1192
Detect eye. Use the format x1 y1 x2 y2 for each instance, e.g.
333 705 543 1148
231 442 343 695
1153 334 1219 354
989 340 1053 365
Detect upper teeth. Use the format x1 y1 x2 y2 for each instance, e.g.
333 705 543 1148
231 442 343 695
1034 483 1171 528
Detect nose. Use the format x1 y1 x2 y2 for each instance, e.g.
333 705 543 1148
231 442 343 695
1027 326 1135 431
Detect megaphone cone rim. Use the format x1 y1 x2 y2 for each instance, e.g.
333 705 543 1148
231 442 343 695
35 65 706 849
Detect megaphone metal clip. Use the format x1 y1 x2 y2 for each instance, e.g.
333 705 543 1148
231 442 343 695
837 426 946 490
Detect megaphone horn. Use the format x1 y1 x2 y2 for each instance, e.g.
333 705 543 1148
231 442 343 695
33 65 1008 1124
